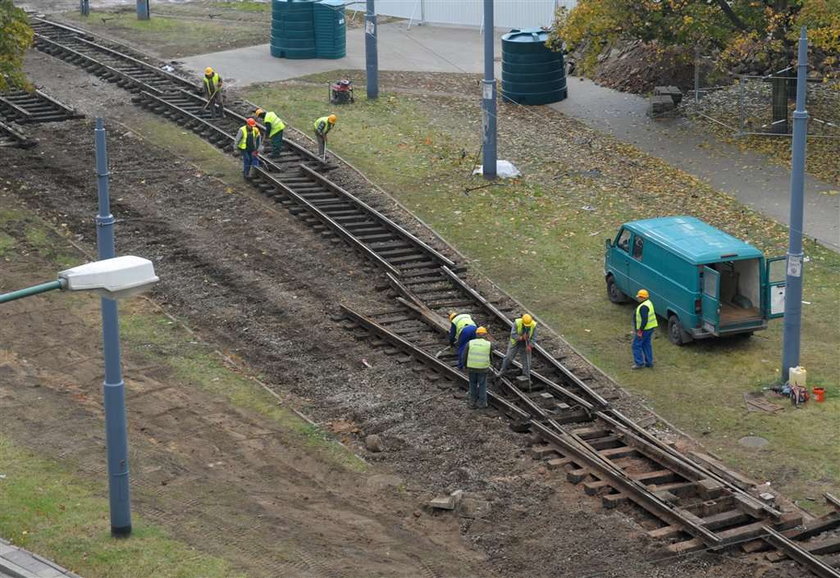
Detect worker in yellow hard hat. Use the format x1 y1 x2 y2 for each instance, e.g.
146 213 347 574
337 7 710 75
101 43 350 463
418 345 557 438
202 67 224 118
254 108 286 159
313 113 337 160
631 289 657 369
498 313 537 387
463 326 493 410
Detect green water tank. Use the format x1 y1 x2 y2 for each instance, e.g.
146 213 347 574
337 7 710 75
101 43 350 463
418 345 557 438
313 0 346 59
271 0 317 59
501 28 567 105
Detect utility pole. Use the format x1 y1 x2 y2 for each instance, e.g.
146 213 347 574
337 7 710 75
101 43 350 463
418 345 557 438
80 0 89 17
95 118 133 536
481 0 496 179
136 0 149 20
781 27 809 382
365 0 379 99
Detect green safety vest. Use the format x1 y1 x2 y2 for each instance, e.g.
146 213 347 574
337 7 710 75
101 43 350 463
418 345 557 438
466 339 491 370
635 299 658 330
237 126 260 150
203 73 221 94
314 116 333 135
263 111 285 137
510 318 537 345
452 314 475 341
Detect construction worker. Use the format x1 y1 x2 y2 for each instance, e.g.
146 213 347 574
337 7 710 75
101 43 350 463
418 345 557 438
234 118 261 180
254 108 285 159
313 114 337 159
462 326 492 410
448 311 477 369
498 313 537 384
631 289 657 369
202 67 224 118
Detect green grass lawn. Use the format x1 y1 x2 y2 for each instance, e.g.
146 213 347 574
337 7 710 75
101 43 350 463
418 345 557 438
246 74 840 512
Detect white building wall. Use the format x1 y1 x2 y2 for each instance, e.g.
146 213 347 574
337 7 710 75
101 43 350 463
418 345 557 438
369 0 576 30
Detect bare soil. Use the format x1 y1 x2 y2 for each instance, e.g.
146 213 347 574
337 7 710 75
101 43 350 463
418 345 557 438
0 48 808 578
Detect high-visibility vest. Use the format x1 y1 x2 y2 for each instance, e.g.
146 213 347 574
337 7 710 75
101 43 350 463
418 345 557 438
237 126 260 150
466 339 491 370
203 73 221 94
314 116 333 135
452 314 475 341
263 111 285 137
510 318 537 345
635 299 658 330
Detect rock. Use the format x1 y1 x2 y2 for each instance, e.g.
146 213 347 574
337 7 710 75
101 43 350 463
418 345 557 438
365 434 384 453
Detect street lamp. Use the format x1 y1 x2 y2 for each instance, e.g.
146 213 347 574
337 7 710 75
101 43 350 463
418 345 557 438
1 255 159 536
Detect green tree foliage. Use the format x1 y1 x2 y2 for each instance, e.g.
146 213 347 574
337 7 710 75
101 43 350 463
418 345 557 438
0 0 33 90
549 0 840 77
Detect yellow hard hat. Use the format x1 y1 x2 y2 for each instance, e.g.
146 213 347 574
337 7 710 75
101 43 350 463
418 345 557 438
476 326 488 335
254 108 265 117
449 312 457 321
328 114 337 123
204 67 214 75
637 289 649 299
522 314 533 326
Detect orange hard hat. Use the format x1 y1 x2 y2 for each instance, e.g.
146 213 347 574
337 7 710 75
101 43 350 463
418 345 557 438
328 114 337 123
246 118 257 127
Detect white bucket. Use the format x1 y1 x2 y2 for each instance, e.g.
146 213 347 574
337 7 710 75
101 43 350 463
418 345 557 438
789 366 807 387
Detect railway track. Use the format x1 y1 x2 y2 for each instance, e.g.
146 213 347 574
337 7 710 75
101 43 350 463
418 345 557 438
0 86 80 148
27 16 840 576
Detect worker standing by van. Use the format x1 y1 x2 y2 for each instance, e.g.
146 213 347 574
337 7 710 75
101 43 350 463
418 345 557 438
632 289 658 369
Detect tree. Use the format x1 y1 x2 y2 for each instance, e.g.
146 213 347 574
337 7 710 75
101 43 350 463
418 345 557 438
0 0 33 91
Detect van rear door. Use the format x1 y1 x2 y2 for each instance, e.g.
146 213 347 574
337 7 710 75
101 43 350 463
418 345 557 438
765 256 786 319
701 266 720 334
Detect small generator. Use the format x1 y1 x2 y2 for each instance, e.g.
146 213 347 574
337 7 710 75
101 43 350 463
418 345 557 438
330 79 354 105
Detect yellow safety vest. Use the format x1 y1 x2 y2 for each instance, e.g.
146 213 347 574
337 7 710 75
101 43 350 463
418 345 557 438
263 111 285 137
203 73 221 93
510 318 537 345
466 339 491 370
314 116 333 135
635 299 658 330
452 314 475 341
237 126 260 150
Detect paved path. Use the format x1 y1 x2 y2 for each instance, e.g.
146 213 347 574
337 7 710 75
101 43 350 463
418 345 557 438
182 20 840 251
0 539 80 578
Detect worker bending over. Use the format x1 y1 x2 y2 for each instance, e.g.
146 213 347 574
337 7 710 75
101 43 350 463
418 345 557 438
254 108 285 159
498 313 537 385
235 118 261 180
313 114 337 159
448 311 477 369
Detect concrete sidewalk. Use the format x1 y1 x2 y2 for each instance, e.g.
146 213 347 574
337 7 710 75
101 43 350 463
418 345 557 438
181 21 840 251
0 539 80 578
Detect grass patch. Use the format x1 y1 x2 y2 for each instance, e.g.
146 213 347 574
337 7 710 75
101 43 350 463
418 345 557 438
0 207 82 269
0 436 242 578
246 75 840 512
119 304 366 473
61 9 268 58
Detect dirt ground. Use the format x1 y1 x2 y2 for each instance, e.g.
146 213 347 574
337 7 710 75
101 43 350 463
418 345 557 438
0 44 810 578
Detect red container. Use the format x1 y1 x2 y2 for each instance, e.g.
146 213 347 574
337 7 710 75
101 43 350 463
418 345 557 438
813 387 826 403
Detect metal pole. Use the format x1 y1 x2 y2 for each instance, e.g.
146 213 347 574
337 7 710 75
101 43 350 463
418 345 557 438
136 0 149 20
481 0 497 179
0 280 63 304
94 118 132 537
693 46 700 104
781 27 808 382
365 0 378 100
80 0 89 17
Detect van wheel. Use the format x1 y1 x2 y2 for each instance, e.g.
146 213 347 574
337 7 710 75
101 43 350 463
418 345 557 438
606 276 628 304
667 315 692 346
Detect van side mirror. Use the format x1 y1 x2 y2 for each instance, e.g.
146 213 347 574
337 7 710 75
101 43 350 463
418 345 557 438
605 238 613 249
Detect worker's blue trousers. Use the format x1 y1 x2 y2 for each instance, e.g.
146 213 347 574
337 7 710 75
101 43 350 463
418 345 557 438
242 151 260 178
632 329 655 367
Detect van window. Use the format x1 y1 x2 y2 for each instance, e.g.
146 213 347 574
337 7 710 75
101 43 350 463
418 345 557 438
617 229 631 253
632 236 644 260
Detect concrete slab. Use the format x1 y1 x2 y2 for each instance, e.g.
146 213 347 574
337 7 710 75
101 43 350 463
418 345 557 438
182 21 839 251
0 539 79 578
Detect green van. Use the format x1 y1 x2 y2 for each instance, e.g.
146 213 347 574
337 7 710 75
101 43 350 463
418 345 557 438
604 216 786 345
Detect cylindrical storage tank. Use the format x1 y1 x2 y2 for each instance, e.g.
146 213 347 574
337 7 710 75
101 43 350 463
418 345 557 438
501 28 567 105
313 0 346 59
271 0 317 59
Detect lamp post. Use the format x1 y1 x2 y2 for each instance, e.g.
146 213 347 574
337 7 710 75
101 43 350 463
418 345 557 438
0 256 159 536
